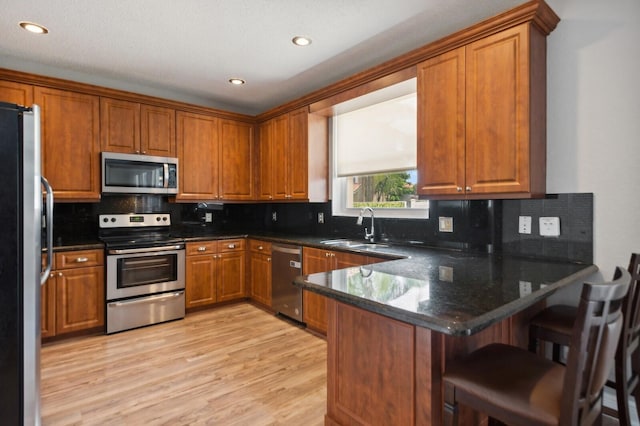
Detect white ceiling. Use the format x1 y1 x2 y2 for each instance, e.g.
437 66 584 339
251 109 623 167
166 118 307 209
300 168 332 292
0 0 528 115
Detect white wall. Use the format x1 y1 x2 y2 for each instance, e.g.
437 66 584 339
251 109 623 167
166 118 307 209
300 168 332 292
546 0 640 281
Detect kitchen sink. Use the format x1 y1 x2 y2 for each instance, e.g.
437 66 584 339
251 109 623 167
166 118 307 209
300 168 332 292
320 239 390 249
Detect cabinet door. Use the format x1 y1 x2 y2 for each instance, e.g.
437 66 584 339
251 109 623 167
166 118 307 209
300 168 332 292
417 47 466 196
465 24 531 194
41 274 56 338
35 87 101 201
257 120 274 200
271 114 289 200
185 254 217 308
0 80 33 105
100 98 141 154
176 111 220 201
218 251 246 302
141 104 176 157
219 119 253 200
55 266 105 334
288 108 309 200
250 252 272 307
302 247 333 334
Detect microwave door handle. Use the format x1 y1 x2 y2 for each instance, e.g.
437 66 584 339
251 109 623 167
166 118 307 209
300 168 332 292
163 163 169 189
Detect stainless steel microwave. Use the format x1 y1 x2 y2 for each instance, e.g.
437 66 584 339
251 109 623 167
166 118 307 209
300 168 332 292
101 152 178 194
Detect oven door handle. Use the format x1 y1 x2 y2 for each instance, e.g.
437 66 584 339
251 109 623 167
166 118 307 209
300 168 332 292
108 291 184 307
108 244 184 255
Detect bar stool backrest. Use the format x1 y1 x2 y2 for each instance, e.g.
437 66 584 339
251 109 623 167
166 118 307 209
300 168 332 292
561 266 631 425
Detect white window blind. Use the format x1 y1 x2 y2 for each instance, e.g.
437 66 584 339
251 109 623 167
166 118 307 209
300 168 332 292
335 90 417 177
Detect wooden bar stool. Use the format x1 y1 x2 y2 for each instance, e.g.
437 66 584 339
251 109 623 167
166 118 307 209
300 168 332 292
529 254 640 426
443 267 631 426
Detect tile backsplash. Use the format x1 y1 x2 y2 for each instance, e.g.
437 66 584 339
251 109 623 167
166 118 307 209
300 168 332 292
54 193 593 264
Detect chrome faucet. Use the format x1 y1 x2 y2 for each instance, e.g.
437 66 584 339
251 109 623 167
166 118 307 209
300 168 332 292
356 207 375 242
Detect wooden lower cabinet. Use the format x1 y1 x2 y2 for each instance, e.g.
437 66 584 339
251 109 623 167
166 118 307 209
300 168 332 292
248 240 272 307
302 247 385 334
185 239 246 310
41 249 105 338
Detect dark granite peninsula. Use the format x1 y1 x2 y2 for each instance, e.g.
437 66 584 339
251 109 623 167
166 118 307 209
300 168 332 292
295 251 596 425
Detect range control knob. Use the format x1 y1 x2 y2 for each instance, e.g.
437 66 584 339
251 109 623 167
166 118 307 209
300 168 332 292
110 217 116 222
156 216 161 222
103 217 109 223
162 217 168 221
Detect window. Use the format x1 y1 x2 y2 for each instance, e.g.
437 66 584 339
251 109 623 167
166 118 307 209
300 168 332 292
331 78 428 218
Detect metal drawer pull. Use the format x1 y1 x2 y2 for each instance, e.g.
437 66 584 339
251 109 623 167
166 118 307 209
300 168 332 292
198 247 207 252
108 292 183 307
258 245 263 250
75 257 89 263
228 244 236 249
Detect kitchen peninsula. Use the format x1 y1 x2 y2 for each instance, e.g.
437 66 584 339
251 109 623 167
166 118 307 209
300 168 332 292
295 249 597 425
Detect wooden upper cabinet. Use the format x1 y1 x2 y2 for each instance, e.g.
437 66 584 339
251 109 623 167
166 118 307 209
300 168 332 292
176 111 220 201
140 104 176 157
100 98 140 153
101 98 176 157
271 114 290 200
35 86 101 201
256 120 274 200
219 119 253 200
417 23 547 199
257 108 328 202
417 47 466 196
288 107 309 200
465 24 539 196
0 80 33 105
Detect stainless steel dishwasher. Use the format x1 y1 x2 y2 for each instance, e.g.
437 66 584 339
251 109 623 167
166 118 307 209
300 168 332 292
271 243 303 322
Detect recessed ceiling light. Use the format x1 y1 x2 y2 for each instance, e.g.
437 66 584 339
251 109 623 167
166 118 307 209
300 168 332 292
292 36 312 46
228 78 246 85
19 21 49 34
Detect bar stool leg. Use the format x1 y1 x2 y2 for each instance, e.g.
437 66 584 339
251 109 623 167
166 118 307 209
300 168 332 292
615 355 632 426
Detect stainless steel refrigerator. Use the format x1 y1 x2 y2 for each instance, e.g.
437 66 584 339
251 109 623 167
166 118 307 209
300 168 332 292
0 102 54 425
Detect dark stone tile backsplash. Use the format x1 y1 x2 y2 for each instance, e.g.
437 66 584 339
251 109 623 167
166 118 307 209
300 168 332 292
54 193 593 264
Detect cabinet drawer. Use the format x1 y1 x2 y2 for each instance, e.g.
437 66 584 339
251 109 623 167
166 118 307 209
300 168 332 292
55 250 103 269
218 239 245 253
186 241 218 256
249 240 272 254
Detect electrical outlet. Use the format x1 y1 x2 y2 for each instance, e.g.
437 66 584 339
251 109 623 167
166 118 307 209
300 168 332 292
205 212 213 223
272 212 277 222
318 212 324 224
539 217 560 237
518 216 532 234
438 266 453 282
519 281 532 297
438 217 453 233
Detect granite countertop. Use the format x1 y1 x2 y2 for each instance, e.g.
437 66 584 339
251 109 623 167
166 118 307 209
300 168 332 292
48 231 597 337
293 246 597 336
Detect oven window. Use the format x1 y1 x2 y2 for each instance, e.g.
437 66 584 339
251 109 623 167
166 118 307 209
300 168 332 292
117 254 177 288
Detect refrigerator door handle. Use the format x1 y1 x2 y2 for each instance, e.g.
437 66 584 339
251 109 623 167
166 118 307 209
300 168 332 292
40 176 54 285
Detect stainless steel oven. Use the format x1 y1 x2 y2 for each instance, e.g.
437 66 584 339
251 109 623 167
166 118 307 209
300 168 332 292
100 213 185 334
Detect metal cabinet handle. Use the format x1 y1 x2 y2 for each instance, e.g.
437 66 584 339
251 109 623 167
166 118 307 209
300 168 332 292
267 257 271 262
456 187 463 192
228 244 236 249
75 257 89 263
466 186 472 192
58 272 63 277
198 247 207 252
258 245 263 250
325 252 330 257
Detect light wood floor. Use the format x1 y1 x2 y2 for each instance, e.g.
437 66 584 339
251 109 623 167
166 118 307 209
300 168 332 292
41 304 327 425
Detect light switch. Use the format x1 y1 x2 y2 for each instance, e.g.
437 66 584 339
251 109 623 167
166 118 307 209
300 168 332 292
539 217 560 237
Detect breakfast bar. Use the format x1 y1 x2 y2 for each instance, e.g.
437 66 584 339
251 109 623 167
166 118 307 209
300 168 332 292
295 249 597 425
